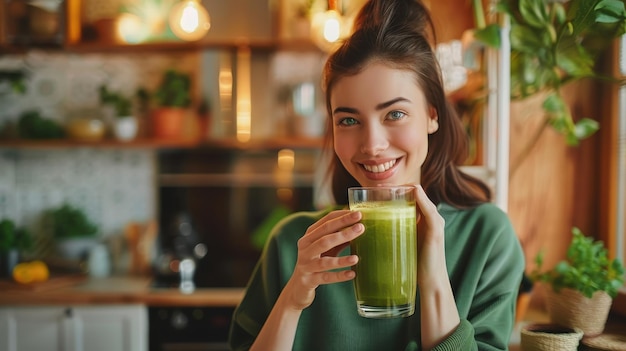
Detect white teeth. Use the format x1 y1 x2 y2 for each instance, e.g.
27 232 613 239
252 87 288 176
363 159 396 173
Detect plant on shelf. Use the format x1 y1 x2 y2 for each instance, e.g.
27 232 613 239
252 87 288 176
99 85 133 118
473 0 626 174
530 227 625 336
0 70 27 96
99 85 139 141
17 110 65 140
47 204 99 260
138 69 192 139
0 218 33 278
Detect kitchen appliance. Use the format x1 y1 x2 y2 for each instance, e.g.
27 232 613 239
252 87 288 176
153 212 207 290
148 305 234 351
154 147 319 289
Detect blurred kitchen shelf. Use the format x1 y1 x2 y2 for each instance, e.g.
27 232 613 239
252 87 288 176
159 173 316 187
0 137 324 150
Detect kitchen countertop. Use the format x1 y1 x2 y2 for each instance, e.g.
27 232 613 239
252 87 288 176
0 275 245 307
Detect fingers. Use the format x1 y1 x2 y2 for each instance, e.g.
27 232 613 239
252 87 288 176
298 256 358 287
298 220 363 260
301 210 362 247
415 185 444 232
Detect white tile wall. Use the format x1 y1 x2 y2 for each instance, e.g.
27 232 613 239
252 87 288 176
0 148 156 240
0 50 198 251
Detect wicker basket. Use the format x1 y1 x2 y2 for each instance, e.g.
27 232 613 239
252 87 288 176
521 324 583 351
544 287 612 337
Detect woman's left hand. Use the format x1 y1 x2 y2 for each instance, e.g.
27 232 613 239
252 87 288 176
413 184 448 288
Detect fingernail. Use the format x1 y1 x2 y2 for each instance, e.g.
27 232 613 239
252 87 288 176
352 223 364 233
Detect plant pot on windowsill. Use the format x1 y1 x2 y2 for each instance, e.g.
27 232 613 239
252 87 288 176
530 227 625 337
521 323 583 351
544 287 613 337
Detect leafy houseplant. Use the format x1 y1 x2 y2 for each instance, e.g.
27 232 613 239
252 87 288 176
531 227 624 298
99 85 139 140
49 204 98 240
473 0 626 174
48 204 99 260
99 85 133 117
530 227 625 335
139 69 192 139
152 69 192 109
0 219 33 278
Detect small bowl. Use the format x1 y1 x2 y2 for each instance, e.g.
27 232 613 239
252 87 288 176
66 118 106 141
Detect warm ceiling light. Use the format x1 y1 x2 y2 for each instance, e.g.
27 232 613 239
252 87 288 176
310 0 346 52
169 0 211 41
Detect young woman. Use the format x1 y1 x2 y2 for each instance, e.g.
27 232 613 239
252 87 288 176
229 0 525 350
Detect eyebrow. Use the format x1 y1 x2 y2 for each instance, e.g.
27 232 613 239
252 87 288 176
332 97 411 116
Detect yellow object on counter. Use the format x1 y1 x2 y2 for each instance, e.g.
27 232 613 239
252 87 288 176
12 260 50 284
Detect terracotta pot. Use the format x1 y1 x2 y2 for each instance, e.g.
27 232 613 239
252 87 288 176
544 287 613 337
151 108 186 139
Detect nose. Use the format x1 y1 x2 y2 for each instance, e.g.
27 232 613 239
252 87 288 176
360 123 389 155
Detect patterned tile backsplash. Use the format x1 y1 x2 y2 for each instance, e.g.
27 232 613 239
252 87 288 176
0 50 197 259
0 148 156 242
0 50 200 126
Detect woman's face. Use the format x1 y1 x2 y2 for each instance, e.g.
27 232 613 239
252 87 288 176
330 63 439 187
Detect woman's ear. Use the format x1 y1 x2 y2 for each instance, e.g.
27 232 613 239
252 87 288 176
427 107 439 134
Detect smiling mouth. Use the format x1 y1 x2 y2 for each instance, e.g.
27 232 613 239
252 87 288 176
361 159 397 173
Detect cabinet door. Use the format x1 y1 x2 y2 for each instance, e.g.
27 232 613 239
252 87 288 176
0 307 70 351
70 305 147 351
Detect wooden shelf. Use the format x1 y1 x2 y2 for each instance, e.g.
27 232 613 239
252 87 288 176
0 136 324 150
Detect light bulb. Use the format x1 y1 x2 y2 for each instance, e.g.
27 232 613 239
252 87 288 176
169 0 211 41
310 10 344 52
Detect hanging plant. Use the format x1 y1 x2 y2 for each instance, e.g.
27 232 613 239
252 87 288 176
473 0 626 173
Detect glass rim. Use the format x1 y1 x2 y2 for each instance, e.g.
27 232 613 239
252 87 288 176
348 185 416 191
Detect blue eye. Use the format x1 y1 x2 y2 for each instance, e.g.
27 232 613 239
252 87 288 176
388 111 406 121
338 117 358 126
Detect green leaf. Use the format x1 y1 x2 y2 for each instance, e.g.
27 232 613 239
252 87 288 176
569 0 604 36
542 93 566 114
556 42 595 77
473 24 501 48
595 0 626 24
510 24 552 53
519 0 550 28
574 118 600 139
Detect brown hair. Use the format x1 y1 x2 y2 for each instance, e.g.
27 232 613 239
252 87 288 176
322 0 491 207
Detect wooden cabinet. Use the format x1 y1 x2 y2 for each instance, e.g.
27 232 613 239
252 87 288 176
0 305 148 351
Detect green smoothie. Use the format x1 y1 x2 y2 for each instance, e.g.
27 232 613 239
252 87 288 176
350 203 417 317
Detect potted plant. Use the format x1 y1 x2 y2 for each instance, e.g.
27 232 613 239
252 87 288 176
473 0 626 174
530 227 625 336
140 69 192 139
0 219 33 278
99 85 139 141
47 204 99 260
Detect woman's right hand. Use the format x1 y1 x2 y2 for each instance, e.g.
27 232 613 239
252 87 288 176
284 210 364 311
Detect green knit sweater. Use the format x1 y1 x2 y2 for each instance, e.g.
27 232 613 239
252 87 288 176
229 202 525 350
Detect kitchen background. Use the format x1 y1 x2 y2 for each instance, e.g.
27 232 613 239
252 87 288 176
2 0 626 350
1 0 623 313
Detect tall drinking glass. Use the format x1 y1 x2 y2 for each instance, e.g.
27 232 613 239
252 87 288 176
348 186 417 318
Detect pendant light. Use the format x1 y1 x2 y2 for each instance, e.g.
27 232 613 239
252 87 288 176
310 0 346 52
169 0 211 41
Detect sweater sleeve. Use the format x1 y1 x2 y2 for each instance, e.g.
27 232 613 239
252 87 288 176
228 229 282 351
228 212 319 351
432 204 525 351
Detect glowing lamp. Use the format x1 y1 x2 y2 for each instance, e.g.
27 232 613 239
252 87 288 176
169 0 211 41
